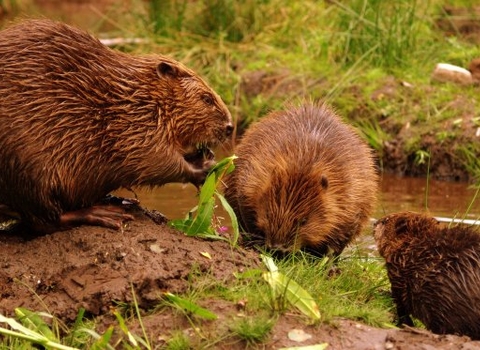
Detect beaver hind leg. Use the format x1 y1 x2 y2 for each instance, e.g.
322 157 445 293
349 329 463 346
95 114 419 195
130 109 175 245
59 205 134 230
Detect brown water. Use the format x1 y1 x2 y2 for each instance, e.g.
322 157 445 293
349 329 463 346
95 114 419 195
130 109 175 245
116 173 480 223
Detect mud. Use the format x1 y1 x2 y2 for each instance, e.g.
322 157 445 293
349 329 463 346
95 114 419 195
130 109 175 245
1 207 480 349
0 207 259 321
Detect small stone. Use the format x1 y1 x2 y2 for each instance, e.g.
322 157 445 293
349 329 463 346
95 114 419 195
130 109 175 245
432 63 473 85
288 328 313 342
149 244 166 254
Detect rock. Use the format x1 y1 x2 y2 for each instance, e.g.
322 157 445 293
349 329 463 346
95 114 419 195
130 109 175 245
431 63 473 85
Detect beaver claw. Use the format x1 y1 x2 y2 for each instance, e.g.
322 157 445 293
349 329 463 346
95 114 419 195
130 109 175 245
59 205 134 230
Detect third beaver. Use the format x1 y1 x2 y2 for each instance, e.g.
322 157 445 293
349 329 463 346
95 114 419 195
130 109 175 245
374 211 480 339
224 102 378 256
0 19 232 233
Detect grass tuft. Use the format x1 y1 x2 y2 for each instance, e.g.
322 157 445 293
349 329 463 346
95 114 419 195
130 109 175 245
229 315 275 345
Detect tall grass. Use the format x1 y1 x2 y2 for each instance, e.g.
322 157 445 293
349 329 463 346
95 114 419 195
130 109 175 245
330 0 432 69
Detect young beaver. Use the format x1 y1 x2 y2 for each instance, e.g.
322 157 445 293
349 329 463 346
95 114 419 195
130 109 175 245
374 211 480 339
223 102 378 256
0 19 232 233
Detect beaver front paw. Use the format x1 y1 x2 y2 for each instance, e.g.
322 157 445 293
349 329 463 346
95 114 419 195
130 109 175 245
184 147 216 187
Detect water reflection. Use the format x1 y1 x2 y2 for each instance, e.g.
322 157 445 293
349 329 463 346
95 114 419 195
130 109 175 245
378 174 479 220
116 173 480 222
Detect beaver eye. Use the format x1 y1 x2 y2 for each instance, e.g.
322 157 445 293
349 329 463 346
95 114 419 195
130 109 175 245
202 94 214 106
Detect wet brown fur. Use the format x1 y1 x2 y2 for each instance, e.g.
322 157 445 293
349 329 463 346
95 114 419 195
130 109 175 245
374 211 480 339
0 19 232 231
224 102 378 256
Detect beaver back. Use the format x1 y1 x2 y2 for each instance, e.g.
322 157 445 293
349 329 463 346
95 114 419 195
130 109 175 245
374 211 480 339
224 102 378 256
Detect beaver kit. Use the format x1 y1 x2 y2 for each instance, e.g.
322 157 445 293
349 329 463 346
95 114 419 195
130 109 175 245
224 102 378 257
0 19 232 233
374 211 480 339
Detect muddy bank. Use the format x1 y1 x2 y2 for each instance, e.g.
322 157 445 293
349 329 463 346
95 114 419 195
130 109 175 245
1 208 480 348
0 207 259 321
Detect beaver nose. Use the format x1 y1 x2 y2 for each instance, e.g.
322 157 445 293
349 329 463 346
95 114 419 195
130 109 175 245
226 124 234 137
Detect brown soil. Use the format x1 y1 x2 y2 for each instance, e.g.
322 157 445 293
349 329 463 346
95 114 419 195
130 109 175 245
2 207 480 349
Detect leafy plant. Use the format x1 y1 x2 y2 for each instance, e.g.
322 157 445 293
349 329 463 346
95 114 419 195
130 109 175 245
169 155 239 246
262 255 321 322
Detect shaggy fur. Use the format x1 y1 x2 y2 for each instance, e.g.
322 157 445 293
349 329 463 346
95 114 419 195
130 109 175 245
374 211 480 339
224 102 378 256
0 19 232 231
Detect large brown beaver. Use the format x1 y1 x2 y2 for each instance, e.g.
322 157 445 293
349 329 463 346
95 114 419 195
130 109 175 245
223 102 378 257
374 211 480 339
0 19 232 233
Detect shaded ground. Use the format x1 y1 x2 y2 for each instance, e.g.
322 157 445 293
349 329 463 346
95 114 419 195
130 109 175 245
1 208 480 349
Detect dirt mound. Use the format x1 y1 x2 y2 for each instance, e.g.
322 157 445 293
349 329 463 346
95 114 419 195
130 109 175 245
0 207 259 321
2 207 480 348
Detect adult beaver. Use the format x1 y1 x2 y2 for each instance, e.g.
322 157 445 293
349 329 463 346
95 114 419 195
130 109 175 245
374 211 480 339
0 19 232 233
224 102 378 257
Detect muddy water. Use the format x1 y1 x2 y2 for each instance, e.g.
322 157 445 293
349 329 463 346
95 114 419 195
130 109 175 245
377 174 480 221
116 173 480 223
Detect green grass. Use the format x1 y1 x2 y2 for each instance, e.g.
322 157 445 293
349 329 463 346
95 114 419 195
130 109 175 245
79 0 480 181
229 315 275 345
0 247 394 348
2 0 480 347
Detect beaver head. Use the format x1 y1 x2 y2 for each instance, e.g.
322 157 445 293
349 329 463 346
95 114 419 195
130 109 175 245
153 60 233 161
248 162 336 254
373 212 440 259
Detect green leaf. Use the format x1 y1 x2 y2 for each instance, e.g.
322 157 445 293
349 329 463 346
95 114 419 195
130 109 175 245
209 155 237 176
198 168 217 204
233 269 264 279
185 197 215 235
0 312 78 350
169 155 238 242
15 308 58 342
262 256 321 321
216 191 239 246
88 326 114 350
164 292 217 320
114 311 138 347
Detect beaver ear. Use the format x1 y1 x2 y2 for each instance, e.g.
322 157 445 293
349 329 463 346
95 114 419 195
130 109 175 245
320 175 329 190
156 62 178 78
